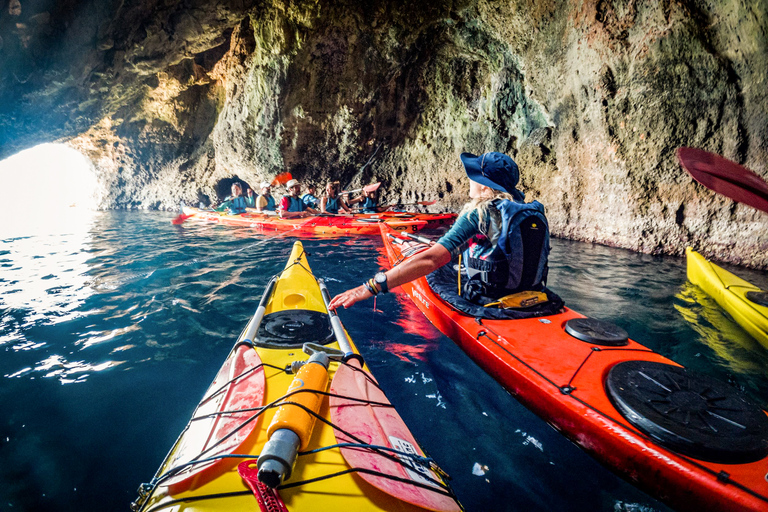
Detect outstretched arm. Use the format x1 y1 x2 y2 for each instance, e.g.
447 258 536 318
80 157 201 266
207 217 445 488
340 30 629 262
329 242 451 309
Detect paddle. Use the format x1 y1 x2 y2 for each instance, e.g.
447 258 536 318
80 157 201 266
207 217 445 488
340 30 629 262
171 213 191 225
388 230 434 245
171 202 193 225
677 147 768 214
318 277 460 511
271 172 293 187
380 200 437 209
341 182 381 195
318 279 355 361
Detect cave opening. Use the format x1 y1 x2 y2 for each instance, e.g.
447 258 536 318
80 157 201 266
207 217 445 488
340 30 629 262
213 175 255 202
0 143 100 238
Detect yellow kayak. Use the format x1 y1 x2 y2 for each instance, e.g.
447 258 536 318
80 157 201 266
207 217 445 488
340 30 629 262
686 247 768 350
132 241 461 512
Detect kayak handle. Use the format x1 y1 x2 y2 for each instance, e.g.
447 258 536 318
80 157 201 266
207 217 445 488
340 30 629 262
242 276 277 344
318 279 364 366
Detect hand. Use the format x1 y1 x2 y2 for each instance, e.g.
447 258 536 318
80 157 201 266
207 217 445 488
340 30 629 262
329 285 373 310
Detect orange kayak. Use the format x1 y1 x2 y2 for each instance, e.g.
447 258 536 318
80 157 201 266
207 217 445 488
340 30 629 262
177 205 455 236
378 223 768 512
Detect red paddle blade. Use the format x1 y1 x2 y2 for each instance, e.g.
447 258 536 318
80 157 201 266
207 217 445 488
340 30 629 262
162 344 266 494
363 182 381 193
677 147 768 214
271 172 293 186
329 363 460 512
171 213 192 225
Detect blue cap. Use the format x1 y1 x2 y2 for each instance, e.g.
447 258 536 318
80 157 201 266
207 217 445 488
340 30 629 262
460 152 524 201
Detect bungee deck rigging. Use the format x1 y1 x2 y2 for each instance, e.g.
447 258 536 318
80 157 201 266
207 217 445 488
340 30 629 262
134 241 462 512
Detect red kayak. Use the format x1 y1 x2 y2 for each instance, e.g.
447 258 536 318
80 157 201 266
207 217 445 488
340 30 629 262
176 205 456 235
378 223 768 512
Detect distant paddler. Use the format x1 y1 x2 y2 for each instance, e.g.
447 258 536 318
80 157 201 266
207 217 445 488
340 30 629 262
347 182 382 213
255 181 276 212
279 179 320 219
301 183 320 210
214 182 247 215
321 181 352 215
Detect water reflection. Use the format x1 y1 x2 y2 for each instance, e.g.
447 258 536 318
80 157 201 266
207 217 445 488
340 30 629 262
675 281 768 375
0 212 136 383
0 228 96 325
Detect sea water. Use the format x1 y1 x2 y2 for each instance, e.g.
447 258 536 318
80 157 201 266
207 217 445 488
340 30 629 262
2 211 767 512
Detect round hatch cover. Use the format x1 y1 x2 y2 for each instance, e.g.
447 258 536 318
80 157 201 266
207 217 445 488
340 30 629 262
565 318 629 346
257 310 334 347
606 360 768 463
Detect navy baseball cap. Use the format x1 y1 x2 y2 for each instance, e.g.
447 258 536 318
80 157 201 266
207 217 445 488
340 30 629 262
460 152 524 201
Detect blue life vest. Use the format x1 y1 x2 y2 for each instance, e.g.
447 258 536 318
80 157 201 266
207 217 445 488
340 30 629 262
301 193 319 209
228 196 247 214
462 199 550 295
245 194 255 207
259 195 276 211
283 195 305 212
325 196 341 214
361 197 377 213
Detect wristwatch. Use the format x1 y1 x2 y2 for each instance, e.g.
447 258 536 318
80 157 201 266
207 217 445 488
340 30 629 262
374 272 389 293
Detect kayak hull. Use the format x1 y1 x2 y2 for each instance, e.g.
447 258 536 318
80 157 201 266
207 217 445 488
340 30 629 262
379 224 768 512
137 241 460 512
686 247 768 350
178 205 450 236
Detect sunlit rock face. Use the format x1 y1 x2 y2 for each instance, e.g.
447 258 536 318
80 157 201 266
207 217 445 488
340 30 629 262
1 1 767 267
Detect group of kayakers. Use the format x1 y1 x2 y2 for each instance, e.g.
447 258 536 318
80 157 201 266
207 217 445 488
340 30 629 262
212 151 550 310
215 179 380 216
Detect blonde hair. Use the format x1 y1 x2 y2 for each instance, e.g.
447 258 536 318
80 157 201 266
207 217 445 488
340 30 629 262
459 189 517 236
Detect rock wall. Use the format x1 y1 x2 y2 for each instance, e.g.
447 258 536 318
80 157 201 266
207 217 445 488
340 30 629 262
1 0 767 267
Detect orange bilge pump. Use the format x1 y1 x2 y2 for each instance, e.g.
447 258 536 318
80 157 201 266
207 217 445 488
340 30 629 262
257 351 330 487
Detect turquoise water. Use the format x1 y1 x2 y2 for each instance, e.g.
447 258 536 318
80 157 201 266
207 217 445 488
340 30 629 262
2 211 767 512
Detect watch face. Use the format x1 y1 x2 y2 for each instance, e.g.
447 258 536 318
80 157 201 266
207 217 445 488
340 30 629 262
375 272 386 284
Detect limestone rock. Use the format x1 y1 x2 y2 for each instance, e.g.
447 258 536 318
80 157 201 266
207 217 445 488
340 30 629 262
1 0 767 268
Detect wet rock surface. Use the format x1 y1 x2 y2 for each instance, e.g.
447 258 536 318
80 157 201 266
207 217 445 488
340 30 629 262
1 0 767 267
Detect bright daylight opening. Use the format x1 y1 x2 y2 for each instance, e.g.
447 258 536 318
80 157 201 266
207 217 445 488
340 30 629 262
0 144 102 322
0 143 101 239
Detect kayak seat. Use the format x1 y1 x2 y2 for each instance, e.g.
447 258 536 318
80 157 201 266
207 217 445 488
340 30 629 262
426 264 565 320
256 310 335 348
606 360 768 464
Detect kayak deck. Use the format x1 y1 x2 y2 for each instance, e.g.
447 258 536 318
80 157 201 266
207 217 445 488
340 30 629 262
379 224 768 512
686 247 768 350
135 241 460 512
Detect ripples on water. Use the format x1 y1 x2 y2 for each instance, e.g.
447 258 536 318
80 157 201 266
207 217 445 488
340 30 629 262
1 211 766 512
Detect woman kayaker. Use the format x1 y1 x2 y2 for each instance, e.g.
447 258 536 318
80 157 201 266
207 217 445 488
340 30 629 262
321 181 352 214
280 179 320 218
215 183 248 215
329 151 550 309
255 182 276 212
245 187 256 207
